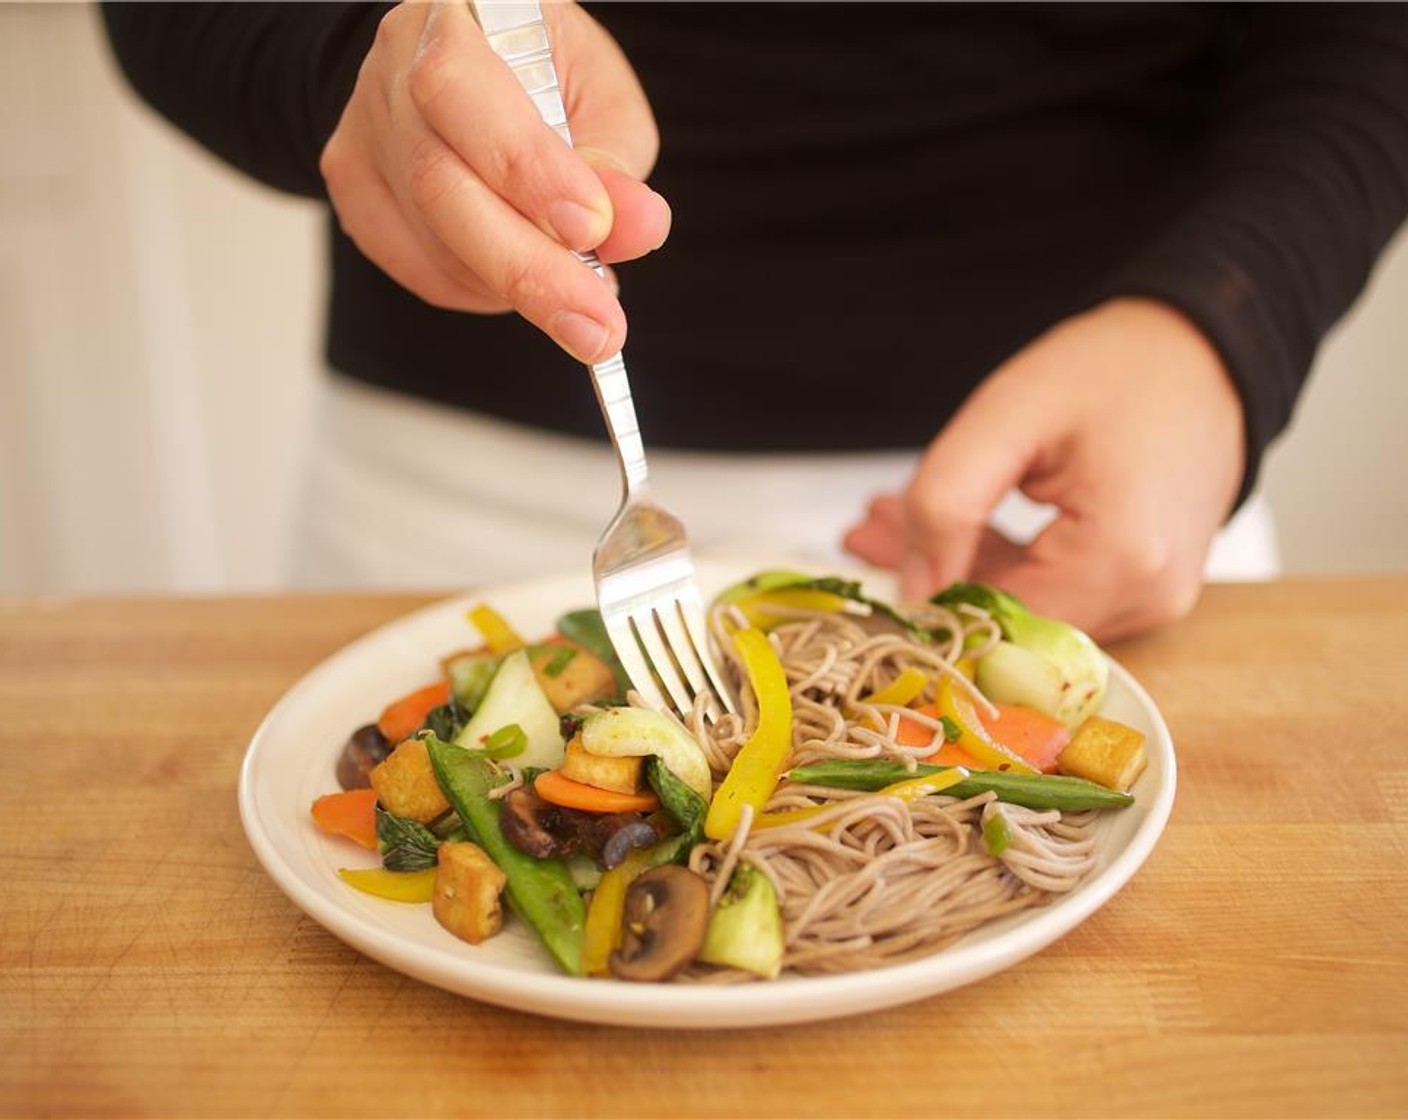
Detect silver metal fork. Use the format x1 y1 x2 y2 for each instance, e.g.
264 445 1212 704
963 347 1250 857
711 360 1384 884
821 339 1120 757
472 1 736 719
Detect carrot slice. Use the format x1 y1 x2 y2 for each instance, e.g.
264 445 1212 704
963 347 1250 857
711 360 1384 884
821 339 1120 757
311 788 379 849
376 680 451 743
895 704 986 769
534 770 660 814
977 702 1071 774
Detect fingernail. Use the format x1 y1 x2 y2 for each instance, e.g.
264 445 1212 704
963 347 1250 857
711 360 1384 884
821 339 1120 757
900 553 931 601
548 199 608 250
553 311 610 363
649 190 672 250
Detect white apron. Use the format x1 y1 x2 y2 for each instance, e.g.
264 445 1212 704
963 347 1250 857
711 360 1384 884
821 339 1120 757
289 376 1279 590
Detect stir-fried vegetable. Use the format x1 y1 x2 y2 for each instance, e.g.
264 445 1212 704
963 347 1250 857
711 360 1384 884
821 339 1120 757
704 628 793 842
310 788 379 849
579 848 653 975
934 677 1039 776
467 603 525 654
454 649 566 770
579 706 713 801
314 573 1140 984
932 583 1108 728
337 866 437 903
376 681 451 744
697 864 784 979
425 737 586 975
786 759 1135 811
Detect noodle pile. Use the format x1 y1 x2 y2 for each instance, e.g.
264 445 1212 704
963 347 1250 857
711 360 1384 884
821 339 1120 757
681 601 1101 979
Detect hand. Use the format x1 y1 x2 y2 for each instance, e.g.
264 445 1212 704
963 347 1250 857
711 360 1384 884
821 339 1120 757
842 298 1247 642
319 0 671 363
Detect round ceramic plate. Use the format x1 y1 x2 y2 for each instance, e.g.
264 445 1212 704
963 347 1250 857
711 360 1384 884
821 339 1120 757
239 560 1176 1028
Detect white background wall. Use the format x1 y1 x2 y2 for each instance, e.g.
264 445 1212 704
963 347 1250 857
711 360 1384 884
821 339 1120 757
1 4 1405 596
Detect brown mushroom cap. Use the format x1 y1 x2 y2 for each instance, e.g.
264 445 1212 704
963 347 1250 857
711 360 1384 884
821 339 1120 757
498 786 559 859
609 865 711 982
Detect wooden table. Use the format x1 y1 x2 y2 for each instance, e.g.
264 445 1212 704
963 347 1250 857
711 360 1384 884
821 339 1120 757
3 579 1406 1118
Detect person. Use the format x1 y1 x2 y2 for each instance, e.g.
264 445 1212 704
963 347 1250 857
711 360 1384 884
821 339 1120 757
101 2 1408 640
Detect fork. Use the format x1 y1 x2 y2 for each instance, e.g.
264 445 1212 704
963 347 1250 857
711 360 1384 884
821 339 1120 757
471 0 736 720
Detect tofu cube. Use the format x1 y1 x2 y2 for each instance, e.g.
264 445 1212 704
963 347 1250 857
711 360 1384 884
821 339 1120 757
530 643 619 713
370 737 451 823
1057 716 1148 792
433 841 507 944
560 735 643 795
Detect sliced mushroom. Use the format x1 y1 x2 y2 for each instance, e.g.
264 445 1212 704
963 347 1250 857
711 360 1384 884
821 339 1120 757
609 865 711 982
498 786 560 859
336 723 393 790
598 817 660 869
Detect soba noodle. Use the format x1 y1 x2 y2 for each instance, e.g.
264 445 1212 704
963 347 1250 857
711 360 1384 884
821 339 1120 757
680 602 1101 978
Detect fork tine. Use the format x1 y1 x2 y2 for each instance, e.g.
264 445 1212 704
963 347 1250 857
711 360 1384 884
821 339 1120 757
675 589 737 717
656 597 714 716
632 606 697 717
602 613 670 714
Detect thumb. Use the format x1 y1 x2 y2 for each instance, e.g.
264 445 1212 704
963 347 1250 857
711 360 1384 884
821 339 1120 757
900 381 1046 600
549 5 669 261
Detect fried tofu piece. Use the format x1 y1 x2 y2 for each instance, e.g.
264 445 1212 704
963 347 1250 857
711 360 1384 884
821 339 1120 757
1057 715 1148 792
560 735 644 795
530 643 618 713
370 737 451 823
433 841 507 944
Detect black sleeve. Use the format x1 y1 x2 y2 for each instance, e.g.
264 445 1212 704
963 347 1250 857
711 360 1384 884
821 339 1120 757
1104 3 1408 506
99 1 389 199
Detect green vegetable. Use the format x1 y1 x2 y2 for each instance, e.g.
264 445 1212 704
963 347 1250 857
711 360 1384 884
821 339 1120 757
554 608 630 698
932 582 1108 728
795 576 944 639
645 756 707 866
541 645 577 678
481 722 527 759
422 700 468 741
940 715 962 743
715 570 947 641
454 649 565 770
445 651 500 714
425 737 587 975
428 811 469 842
786 759 1134 811
697 864 784 979
579 706 713 801
982 811 1013 856
375 808 443 872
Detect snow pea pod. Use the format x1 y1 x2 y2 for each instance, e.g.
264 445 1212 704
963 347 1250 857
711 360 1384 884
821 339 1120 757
425 737 586 974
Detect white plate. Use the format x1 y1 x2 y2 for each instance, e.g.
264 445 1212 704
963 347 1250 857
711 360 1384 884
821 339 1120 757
239 560 1175 1028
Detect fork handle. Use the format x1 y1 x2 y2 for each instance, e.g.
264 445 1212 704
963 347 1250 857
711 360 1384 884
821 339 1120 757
469 0 650 494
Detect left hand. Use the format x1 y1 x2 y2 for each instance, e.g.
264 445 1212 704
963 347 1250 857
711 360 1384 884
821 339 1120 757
842 297 1247 642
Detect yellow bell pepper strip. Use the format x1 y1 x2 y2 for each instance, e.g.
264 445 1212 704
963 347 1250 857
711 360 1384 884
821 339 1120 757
579 848 653 976
705 628 793 841
336 866 437 903
879 768 973 802
730 588 851 631
936 677 1039 776
752 768 970 832
857 666 930 708
467 603 525 655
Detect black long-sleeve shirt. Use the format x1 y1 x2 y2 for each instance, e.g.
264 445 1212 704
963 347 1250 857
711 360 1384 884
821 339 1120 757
101 2 1408 504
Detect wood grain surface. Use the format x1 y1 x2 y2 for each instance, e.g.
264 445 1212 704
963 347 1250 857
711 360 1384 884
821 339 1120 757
2 580 1406 1118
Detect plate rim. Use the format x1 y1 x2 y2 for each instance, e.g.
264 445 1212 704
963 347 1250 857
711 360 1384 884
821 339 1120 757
238 562 1176 1028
